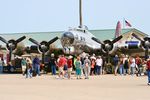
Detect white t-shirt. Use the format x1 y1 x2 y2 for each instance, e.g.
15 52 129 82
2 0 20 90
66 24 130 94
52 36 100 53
96 58 103 66
130 58 136 68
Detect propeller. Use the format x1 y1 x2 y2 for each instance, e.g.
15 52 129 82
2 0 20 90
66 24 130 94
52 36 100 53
0 36 8 44
132 33 150 60
29 38 40 46
48 37 59 45
131 33 150 48
0 36 26 51
91 37 104 46
112 35 123 43
92 35 122 53
132 33 144 42
16 36 26 44
29 36 59 64
29 36 59 53
92 36 122 63
0 36 26 62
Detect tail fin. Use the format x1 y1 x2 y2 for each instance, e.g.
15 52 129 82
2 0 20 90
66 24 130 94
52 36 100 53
115 21 122 38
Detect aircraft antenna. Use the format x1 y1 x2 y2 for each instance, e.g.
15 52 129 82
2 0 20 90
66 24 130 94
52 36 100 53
79 0 83 28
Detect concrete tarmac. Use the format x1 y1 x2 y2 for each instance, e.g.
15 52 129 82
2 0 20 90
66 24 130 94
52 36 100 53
0 74 149 100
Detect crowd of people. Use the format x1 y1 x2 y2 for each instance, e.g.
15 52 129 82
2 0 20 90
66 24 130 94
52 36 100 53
50 53 103 79
21 55 41 78
19 52 150 85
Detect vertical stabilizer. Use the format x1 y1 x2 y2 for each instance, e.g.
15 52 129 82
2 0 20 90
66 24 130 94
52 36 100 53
115 21 122 38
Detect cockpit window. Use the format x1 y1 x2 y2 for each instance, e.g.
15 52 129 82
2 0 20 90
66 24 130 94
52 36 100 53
61 32 74 45
76 29 86 33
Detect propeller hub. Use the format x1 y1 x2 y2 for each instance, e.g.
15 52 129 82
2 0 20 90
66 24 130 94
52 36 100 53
105 44 111 49
8 43 13 47
39 41 49 53
41 45 47 50
145 41 150 47
103 40 113 52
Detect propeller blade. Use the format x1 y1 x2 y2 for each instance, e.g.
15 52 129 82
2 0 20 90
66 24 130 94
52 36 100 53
29 38 40 46
112 35 123 43
92 37 104 45
48 36 59 45
16 36 26 43
0 36 8 44
144 37 150 41
132 33 143 41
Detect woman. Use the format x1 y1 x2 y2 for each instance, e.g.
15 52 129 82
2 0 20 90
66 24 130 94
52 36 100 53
129 56 136 76
26 57 32 78
21 58 27 76
90 59 95 75
75 56 82 79
119 54 124 76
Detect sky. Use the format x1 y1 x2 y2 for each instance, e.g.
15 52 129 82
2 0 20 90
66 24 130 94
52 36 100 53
0 0 150 35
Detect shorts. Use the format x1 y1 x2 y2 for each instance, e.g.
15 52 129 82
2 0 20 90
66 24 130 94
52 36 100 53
68 68 72 73
76 68 81 75
64 65 68 71
22 65 26 72
59 67 64 73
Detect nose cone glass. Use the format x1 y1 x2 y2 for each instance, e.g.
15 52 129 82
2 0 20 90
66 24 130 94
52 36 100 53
61 32 74 45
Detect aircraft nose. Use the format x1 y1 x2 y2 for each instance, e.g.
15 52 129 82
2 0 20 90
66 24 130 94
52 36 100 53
62 32 74 45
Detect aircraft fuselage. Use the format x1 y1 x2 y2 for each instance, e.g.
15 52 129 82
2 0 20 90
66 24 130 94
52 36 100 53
61 28 101 54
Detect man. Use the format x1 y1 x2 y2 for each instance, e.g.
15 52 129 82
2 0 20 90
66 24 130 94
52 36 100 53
58 55 66 79
113 55 119 76
135 55 142 76
95 56 103 75
123 55 129 75
33 55 40 76
0 58 3 73
67 55 73 79
146 57 150 85
84 56 91 79
49 53 57 75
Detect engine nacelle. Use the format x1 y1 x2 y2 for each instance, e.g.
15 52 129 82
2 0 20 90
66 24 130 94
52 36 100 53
125 41 140 49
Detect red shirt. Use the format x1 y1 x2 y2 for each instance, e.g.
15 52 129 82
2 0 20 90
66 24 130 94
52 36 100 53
67 59 73 68
147 60 150 70
58 57 66 67
136 58 142 65
91 60 95 68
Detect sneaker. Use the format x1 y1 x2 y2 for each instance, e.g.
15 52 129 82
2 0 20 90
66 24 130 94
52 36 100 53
85 77 89 79
147 83 150 85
